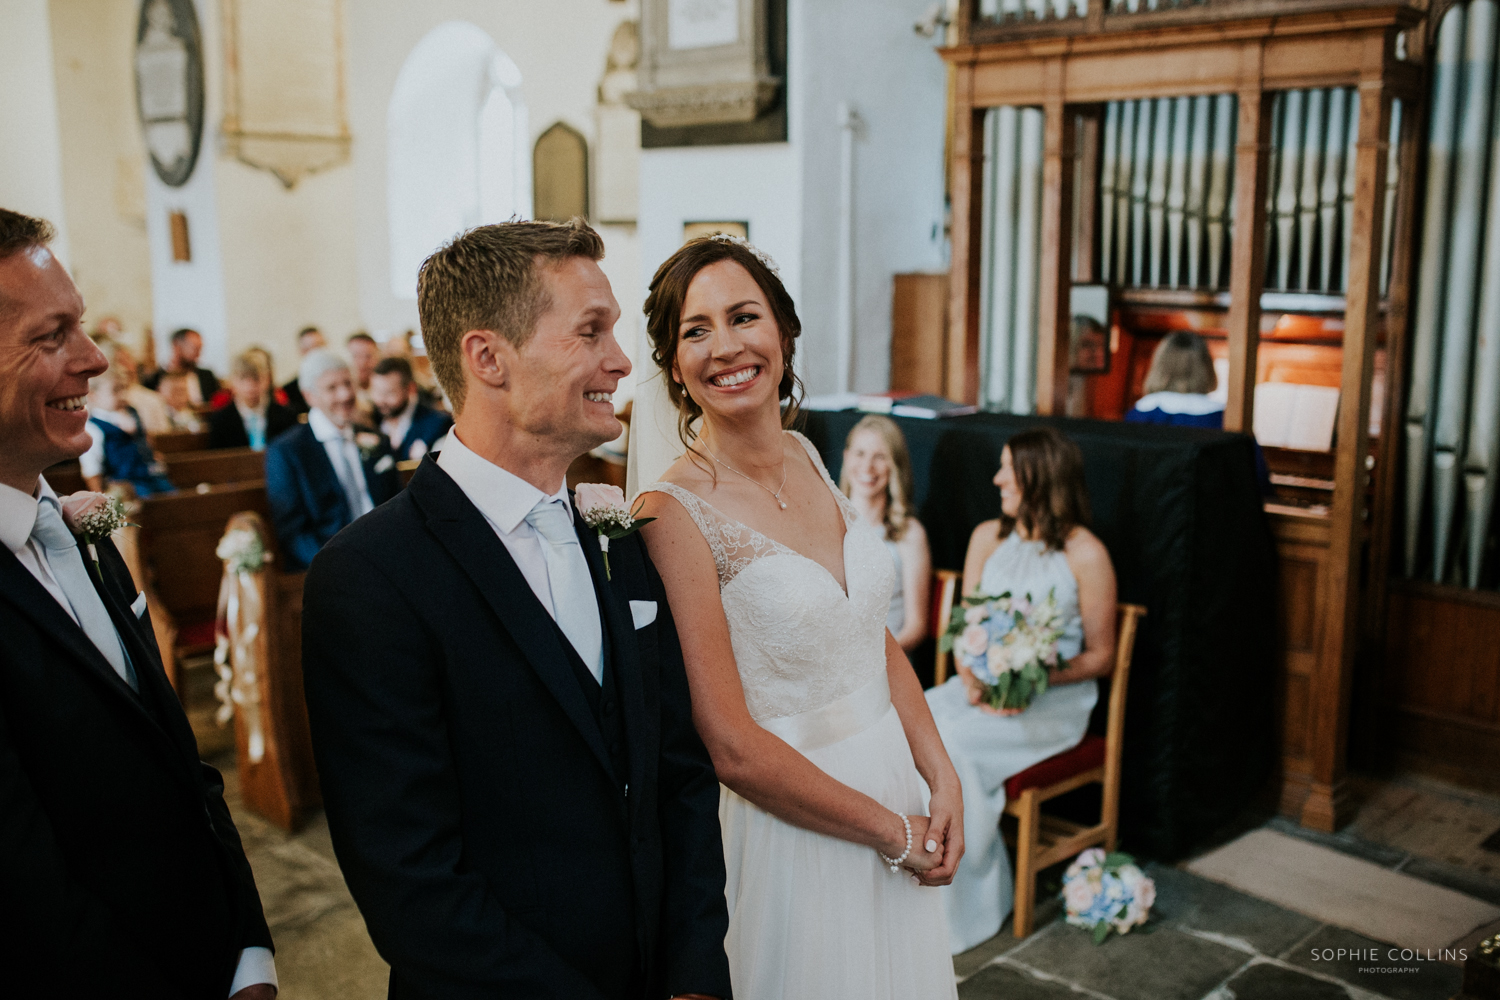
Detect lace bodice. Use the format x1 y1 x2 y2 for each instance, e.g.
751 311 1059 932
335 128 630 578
640 432 896 722
979 532 1085 661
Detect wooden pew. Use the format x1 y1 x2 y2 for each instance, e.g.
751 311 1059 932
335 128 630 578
150 430 211 454
43 461 86 496
163 448 264 490
136 483 270 689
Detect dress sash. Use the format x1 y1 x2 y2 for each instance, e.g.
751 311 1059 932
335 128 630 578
757 672 892 752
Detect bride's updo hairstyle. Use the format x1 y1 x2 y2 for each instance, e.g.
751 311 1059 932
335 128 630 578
643 235 805 451
999 426 1092 552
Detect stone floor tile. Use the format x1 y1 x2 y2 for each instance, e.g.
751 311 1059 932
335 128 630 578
1286 925 1462 1000
1216 960 1353 1000
270 905 389 1000
1398 855 1500 907
1147 863 1320 956
1008 925 1249 1000
960 961 1113 1000
1265 816 1409 869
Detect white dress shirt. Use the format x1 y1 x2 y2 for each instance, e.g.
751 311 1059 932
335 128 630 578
381 405 414 458
0 476 277 996
308 407 374 518
80 407 139 479
436 429 604 675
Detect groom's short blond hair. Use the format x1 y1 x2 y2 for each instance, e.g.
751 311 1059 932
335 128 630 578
417 218 604 415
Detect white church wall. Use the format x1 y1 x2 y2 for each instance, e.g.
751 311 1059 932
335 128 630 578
3 0 71 264
48 0 154 341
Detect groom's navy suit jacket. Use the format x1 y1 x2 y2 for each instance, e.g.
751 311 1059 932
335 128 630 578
0 520 272 998
302 457 732 1000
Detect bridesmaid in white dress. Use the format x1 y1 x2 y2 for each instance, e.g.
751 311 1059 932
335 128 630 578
926 427 1119 953
635 235 962 1000
838 415 931 653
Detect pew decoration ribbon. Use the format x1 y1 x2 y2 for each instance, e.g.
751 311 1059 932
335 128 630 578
575 483 654 580
213 524 272 763
939 588 1066 714
1062 848 1156 944
60 492 133 576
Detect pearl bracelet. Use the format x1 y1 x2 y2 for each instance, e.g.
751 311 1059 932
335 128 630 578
878 813 913 873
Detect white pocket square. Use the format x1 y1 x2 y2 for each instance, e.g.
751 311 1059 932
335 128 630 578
373 455 395 474
130 592 147 618
629 600 657 629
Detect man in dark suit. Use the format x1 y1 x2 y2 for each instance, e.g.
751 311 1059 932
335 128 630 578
266 348 401 570
0 210 276 997
369 355 452 461
208 351 298 450
143 327 220 405
301 220 731 1000
280 326 325 415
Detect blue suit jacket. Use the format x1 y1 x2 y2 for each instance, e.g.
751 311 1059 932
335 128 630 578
265 423 402 570
392 403 453 461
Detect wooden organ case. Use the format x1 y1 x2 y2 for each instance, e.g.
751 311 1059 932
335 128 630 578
940 0 1434 831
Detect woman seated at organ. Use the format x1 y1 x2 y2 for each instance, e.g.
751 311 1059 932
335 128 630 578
925 426 1118 953
81 365 176 497
839 415 931 654
1125 331 1224 427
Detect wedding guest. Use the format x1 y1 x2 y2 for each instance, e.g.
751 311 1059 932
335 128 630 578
840 414 931 653
282 325 325 414
265 349 400 570
207 352 298 451
0 208 276 998
81 366 175 496
925 426 1118 953
369 356 451 461
347 331 379 423
93 337 174 436
155 370 204 432
1125 331 1223 427
143 327 219 405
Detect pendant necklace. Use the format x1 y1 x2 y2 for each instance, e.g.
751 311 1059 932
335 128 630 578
701 441 789 509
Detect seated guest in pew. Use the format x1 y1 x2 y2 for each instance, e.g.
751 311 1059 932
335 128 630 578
81 366 175 496
143 327 219 405
839 414 931 653
0 208 276 998
282 325 325 415
156 369 204 432
346 330 380 424
1125 331 1224 427
925 426 1118 954
368 356 452 461
208 351 297 451
266 349 401 570
92 336 175 436
244 346 291 408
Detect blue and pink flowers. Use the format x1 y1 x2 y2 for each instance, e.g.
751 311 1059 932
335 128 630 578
940 588 1066 712
1062 848 1156 944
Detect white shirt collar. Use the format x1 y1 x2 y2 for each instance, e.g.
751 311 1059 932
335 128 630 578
435 428 571 535
0 476 59 556
308 407 351 443
1133 391 1226 416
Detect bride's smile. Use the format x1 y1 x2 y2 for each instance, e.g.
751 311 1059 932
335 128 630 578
673 259 786 421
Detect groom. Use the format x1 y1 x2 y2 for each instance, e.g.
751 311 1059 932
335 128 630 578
301 220 731 999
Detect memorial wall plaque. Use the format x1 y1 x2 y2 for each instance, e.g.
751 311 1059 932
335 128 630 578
134 0 205 188
627 0 781 131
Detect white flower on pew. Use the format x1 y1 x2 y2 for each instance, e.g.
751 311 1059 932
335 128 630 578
60 491 131 576
575 483 654 580
216 527 271 575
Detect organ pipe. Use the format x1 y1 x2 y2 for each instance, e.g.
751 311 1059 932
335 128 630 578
1319 88 1351 294
1298 89 1325 292
1101 101 1121 284
1167 96 1192 289
1403 6 1465 577
1148 98 1173 287
1206 94 1234 289
1185 94 1212 289
1011 107 1044 414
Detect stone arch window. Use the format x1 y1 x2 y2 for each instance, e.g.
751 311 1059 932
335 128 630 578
387 22 531 299
533 122 589 222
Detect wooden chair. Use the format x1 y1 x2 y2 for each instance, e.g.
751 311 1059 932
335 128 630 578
1004 602 1146 937
931 569 960 685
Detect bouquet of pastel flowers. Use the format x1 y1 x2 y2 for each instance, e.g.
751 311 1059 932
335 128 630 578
1062 848 1156 944
938 588 1067 713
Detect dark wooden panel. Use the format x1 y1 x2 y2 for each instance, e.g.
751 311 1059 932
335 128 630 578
139 483 269 629
150 431 211 454
1387 583 1500 729
164 448 265 489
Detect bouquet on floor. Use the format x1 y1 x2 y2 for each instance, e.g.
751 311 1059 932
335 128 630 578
939 588 1066 713
1062 848 1156 944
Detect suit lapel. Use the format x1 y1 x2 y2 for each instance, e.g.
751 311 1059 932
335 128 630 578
409 462 615 778
299 430 352 523
0 545 198 788
573 508 650 811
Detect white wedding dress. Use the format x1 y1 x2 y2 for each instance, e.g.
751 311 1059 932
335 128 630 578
641 432 957 1000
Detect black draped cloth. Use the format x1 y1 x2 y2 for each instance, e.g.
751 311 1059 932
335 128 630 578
800 410 1277 860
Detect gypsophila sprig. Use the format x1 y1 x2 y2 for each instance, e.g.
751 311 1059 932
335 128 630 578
216 528 272 574
575 483 655 580
59 492 134 576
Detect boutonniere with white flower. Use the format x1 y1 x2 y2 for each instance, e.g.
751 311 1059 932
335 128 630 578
60 492 133 576
355 431 382 462
575 483 654 580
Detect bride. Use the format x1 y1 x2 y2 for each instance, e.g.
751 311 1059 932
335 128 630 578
635 235 962 1000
